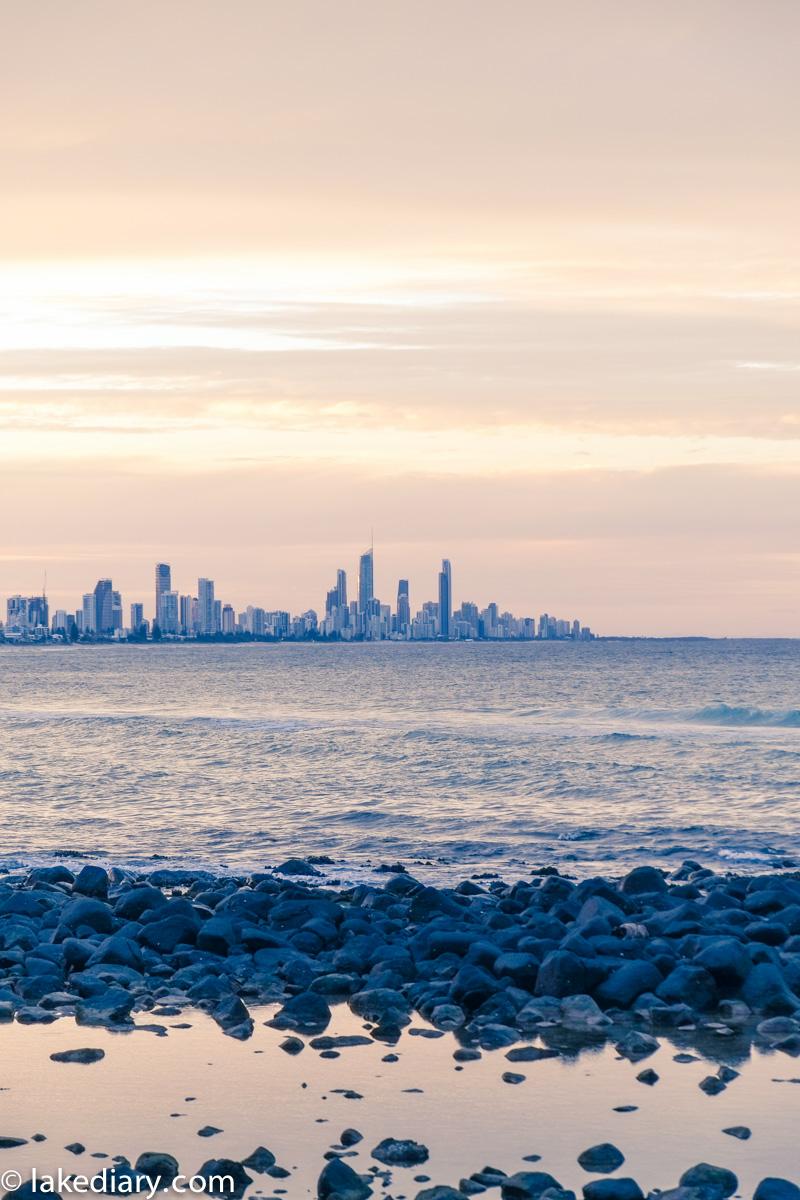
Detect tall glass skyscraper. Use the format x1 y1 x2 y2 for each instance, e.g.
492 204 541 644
358 548 373 613
198 577 215 635
438 559 452 640
155 562 171 624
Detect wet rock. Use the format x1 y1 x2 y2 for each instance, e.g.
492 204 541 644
500 1171 562 1198
134 1153 180 1190
195 1158 253 1199
269 991 331 1034
636 1069 659 1086
656 965 717 1011
65 1143 86 1155
678 1163 737 1198
614 1032 659 1063
577 1145 625 1174
279 1036 305 1055
583 1183 644 1200
317 1156 373 1198
722 1126 751 1140
340 1129 363 1147
535 951 590 999
620 866 667 896
596 963 662 1009
75 989 135 1026
699 1075 727 1096
198 1127 223 1139
505 1046 559 1063
241 1147 276 1173
49 1047 105 1064
753 1181 800 1200
503 1071 526 1084
276 858 322 876
415 1189 464 1200
741 964 800 1015
372 1137 429 1166
561 995 612 1029
73 866 109 900
0 1138 28 1149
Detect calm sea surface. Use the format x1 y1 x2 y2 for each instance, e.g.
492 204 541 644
0 640 798 878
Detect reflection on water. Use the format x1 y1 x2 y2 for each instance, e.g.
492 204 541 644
3 1005 799 1195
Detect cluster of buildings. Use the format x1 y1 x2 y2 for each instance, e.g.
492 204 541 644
1 550 595 644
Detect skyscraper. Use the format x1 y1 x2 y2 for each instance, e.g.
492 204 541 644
94 579 113 633
438 559 452 640
130 602 144 632
336 569 347 610
358 548 374 613
396 579 410 631
198 578 215 635
155 563 171 624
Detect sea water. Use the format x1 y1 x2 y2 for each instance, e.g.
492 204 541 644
0 640 798 878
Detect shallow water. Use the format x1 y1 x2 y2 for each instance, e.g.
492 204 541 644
1 1007 798 1196
0 640 798 878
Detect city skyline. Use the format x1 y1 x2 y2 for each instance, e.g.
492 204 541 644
2 2 798 637
2 549 594 643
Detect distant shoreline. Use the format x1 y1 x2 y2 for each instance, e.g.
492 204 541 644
2 635 799 647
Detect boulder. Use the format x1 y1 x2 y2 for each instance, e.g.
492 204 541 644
535 951 590 999
577 1145 624 1174
317 1157 372 1199
678 1164 737 1199
371 1137 429 1166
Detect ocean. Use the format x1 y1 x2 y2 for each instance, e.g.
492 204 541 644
0 639 798 878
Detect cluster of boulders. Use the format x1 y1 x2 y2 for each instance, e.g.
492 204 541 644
6 1144 800 1200
317 1153 800 1200
3 858 800 1047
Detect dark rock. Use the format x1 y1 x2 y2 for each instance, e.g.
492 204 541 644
270 991 331 1034
614 1032 659 1063
241 1147 276 1173
317 1156 373 1199
620 866 667 895
535 951 590 998
754 1181 800 1200
340 1129 363 1147
699 1075 727 1096
134 1153 180 1190
279 1036 304 1055
577 1144 625 1174
721 1126 751 1140
195 1158 252 1199
678 1164 737 1198
50 1047 105 1064
372 1137 429 1166
742 964 800 1014
636 1069 659 1085
276 858 322 876
198 1127 222 1138
501 1172 562 1199
656 964 717 1010
596 962 662 1009
583 1182 644 1200
73 866 109 899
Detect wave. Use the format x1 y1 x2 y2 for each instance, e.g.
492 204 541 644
688 704 800 728
598 731 658 742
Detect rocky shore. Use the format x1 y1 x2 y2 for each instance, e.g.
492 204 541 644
3 857 800 1199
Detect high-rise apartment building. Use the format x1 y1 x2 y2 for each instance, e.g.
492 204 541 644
155 563 171 624
358 548 373 613
198 578 215 635
94 579 114 634
438 559 452 640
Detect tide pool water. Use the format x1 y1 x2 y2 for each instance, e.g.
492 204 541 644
0 640 798 877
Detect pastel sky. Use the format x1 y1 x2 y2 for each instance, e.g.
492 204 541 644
2 0 798 635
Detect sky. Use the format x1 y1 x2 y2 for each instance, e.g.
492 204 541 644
1 0 798 635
